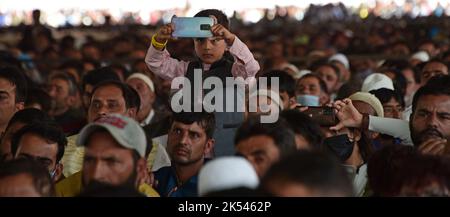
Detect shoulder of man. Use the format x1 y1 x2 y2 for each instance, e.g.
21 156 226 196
55 171 83 197
138 183 160 197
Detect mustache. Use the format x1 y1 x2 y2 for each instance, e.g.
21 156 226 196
174 144 191 154
419 128 444 138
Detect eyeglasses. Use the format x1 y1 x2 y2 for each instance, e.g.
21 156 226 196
384 106 404 114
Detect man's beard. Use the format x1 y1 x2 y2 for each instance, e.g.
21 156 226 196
83 169 138 190
411 127 445 146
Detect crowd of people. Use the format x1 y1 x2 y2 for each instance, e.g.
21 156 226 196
0 7 449 197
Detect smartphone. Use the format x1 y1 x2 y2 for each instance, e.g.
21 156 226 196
299 106 337 126
171 17 214 38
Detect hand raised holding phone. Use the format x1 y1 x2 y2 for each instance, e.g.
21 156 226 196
155 23 175 45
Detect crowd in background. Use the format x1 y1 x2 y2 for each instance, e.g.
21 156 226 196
0 4 449 197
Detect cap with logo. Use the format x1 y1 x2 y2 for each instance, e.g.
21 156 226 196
77 114 147 157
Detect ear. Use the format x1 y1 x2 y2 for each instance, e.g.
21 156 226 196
127 108 138 119
204 138 215 157
319 94 330 106
66 95 76 107
135 158 148 187
15 102 24 111
149 89 156 105
53 163 64 182
288 96 297 109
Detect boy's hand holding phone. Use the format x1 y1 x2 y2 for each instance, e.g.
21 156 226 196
153 16 237 50
153 23 174 50
210 23 235 46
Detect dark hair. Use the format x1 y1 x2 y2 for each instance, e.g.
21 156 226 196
127 84 141 114
260 70 296 98
412 75 450 114
25 87 52 111
0 158 54 196
194 9 229 30
49 72 79 96
59 59 84 80
110 63 131 80
4 108 53 132
335 80 362 100
297 73 329 94
0 65 28 103
370 88 405 108
11 122 67 163
234 116 296 158
91 80 137 110
82 58 101 69
367 145 417 196
171 111 216 139
398 154 450 196
418 59 449 82
82 66 121 92
261 151 353 196
280 110 324 150
312 63 341 79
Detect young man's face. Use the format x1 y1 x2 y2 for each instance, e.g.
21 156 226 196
235 135 280 178
83 131 141 187
14 133 61 181
88 85 129 123
194 37 227 64
420 62 449 86
167 121 213 165
296 77 321 97
410 95 450 151
316 65 338 93
383 97 404 119
0 78 20 132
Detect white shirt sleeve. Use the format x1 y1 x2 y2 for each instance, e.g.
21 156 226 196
368 116 413 146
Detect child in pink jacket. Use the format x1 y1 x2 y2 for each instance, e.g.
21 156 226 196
145 9 260 83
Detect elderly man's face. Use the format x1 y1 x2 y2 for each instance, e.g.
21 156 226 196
411 95 450 154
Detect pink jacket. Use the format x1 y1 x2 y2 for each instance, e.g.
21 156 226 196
145 37 260 81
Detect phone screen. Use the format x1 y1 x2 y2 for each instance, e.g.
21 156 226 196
171 17 214 38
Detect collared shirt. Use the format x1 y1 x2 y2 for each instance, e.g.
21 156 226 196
145 36 260 82
140 109 155 127
154 166 198 197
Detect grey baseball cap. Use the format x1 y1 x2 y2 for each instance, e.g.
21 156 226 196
77 114 147 157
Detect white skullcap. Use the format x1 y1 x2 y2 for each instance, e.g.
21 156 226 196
293 69 311 80
361 73 394 92
329 53 349 70
349 92 384 117
198 157 259 196
410 51 430 63
127 73 155 92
